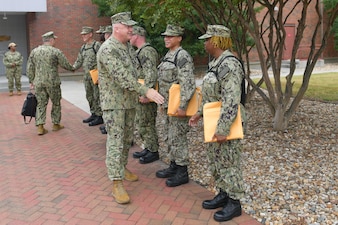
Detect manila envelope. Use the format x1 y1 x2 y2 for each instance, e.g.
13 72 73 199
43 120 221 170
167 84 202 116
203 102 243 143
90 69 98 84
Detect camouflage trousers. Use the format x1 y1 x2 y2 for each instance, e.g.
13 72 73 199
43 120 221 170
135 102 159 152
163 111 190 166
6 68 22 92
84 74 102 116
35 85 62 125
207 139 245 200
103 108 135 180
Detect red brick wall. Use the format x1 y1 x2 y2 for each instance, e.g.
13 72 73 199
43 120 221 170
26 0 110 71
26 0 337 69
247 1 338 62
325 37 338 59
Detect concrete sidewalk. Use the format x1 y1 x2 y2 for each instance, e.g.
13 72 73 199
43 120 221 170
0 75 90 114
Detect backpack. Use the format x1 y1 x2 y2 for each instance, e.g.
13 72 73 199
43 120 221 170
21 92 37 124
208 55 247 105
80 41 99 55
136 44 159 68
161 49 183 67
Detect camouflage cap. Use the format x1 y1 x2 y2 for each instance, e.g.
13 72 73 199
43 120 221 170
132 26 146 36
198 25 231 39
111 12 137 26
103 25 112 34
161 24 184 36
96 26 105 34
42 31 58 41
8 42 17 49
80 26 94 35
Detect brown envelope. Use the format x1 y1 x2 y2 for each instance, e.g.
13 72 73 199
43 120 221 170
167 84 202 116
203 102 243 143
90 69 98 84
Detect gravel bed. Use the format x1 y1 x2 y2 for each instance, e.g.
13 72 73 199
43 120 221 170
150 80 337 224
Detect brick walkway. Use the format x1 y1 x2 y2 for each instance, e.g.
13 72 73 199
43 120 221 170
0 92 261 225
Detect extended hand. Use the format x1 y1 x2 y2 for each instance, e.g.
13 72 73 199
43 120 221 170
145 88 164 105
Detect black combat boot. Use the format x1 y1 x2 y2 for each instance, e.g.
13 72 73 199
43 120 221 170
139 151 159 164
83 114 96 123
99 125 106 133
89 116 104 126
133 148 149 158
156 161 177 178
165 165 189 187
202 190 229 209
99 125 107 134
213 198 242 222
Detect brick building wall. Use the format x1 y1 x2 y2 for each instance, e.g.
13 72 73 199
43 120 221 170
324 32 338 59
25 0 337 71
247 1 338 62
26 0 110 72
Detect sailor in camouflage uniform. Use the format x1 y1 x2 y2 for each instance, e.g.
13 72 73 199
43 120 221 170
95 25 106 43
3 42 23 96
130 26 160 164
189 25 247 222
103 25 112 40
73 26 103 126
97 12 164 204
155 24 196 187
98 25 114 135
26 31 74 135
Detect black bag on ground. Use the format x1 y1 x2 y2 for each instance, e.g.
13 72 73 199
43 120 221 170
21 92 37 124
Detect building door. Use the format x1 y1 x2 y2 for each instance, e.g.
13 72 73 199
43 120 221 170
0 13 28 76
283 24 295 60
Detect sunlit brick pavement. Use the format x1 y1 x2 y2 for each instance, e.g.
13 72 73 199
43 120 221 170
0 92 261 225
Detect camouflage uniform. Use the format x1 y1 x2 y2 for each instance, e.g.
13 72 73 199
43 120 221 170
97 36 148 180
103 26 112 40
26 32 74 126
135 42 159 153
3 45 23 93
158 46 195 166
73 33 102 117
199 49 247 200
96 26 106 43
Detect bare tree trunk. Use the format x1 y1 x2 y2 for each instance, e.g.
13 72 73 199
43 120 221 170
273 104 287 130
235 0 337 130
187 0 338 130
